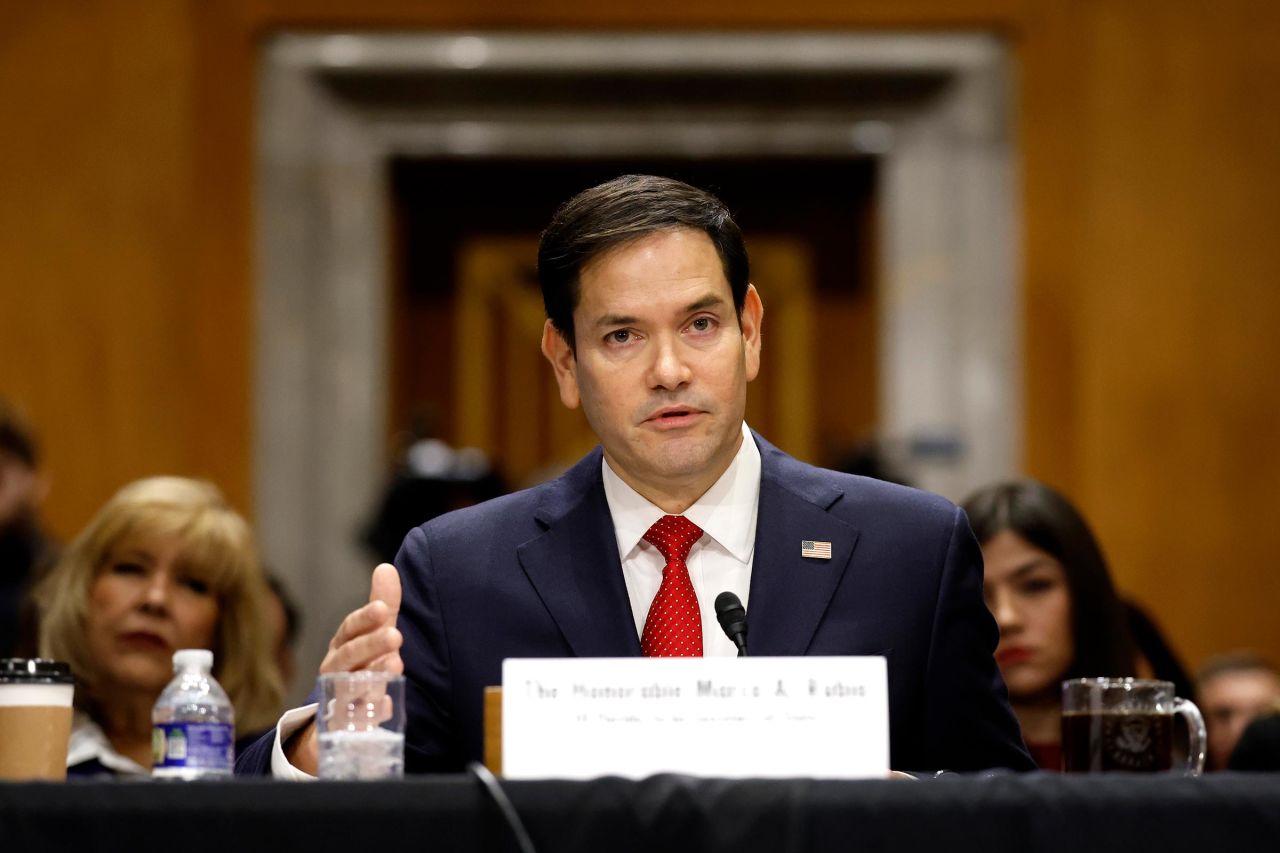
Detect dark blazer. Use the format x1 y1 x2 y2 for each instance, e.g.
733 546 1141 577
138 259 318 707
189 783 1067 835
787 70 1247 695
238 433 1032 775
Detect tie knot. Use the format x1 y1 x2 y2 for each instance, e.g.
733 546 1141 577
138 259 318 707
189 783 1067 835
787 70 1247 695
643 515 703 564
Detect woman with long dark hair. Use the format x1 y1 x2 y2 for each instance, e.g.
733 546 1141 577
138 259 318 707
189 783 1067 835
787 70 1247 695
963 480 1137 769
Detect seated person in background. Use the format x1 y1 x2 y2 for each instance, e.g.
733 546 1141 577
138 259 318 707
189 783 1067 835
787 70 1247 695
964 480 1137 770
0 399 56 657
1195 651 1280 772
241 174 1033 777
35 477 283 776
1227 699 1280 772
361 438 506 565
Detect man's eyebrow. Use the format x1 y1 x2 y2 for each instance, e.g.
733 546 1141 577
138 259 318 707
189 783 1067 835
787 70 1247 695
684 294 728 313
594 313 638 328
591 294 728 328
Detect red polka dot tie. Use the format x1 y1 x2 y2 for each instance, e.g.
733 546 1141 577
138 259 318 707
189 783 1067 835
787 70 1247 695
641 515 705 657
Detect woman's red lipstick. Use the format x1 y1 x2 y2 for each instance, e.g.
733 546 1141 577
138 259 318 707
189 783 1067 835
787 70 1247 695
996 647 1033 666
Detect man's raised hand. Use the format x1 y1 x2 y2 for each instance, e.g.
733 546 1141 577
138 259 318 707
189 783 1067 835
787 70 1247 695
320 563 404 675
286 563 404 775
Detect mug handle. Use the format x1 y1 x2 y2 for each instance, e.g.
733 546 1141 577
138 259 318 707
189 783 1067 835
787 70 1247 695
1174 697 1206 776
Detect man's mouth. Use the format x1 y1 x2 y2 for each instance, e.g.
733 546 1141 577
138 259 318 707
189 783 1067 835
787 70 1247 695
645 407 701 426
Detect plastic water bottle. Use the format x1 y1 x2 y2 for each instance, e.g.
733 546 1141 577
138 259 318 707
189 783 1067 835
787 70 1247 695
151 649 234 780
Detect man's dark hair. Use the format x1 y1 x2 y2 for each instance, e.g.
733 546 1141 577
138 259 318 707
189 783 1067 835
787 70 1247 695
537 174 749 350
963 479 1138 682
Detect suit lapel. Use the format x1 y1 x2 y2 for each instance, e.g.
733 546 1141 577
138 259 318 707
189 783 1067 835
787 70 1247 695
745 435 860 656
516 449 642 658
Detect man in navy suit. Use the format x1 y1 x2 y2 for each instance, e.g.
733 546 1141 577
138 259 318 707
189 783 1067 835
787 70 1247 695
243 174 1032 776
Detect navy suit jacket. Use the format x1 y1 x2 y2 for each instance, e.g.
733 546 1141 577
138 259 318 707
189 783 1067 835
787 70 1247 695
239 433 1033 775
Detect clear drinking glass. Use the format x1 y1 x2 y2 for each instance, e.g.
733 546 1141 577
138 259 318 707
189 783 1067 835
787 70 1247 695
316 671 406 780
1061 677 1206 775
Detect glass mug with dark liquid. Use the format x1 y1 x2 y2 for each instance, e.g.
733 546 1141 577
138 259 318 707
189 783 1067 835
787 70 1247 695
1061 678 1206 774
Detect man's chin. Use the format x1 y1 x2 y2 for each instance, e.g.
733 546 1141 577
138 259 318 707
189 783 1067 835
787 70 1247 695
647 441 729 482
605 423 738 486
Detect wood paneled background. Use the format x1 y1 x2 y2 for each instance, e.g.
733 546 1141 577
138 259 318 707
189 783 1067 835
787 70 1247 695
3 0 1278 671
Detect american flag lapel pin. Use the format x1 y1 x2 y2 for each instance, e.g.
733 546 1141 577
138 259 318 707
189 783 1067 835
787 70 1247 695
801 540 833 560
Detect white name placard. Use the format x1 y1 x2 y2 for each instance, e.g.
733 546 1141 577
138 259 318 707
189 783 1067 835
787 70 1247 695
501 656 887 780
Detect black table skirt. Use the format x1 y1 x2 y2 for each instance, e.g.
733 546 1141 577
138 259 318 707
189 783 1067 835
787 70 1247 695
3 773 1279 853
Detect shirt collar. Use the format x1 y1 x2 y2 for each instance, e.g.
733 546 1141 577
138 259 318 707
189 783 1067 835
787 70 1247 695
601 422 760 563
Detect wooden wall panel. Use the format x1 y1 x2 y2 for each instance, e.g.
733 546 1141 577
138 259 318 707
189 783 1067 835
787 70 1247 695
243 0 1028 29
0 2 213 533
1042 0 1280 669
4 0 1279 673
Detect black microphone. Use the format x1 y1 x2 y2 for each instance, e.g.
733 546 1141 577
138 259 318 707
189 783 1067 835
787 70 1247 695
714 591 748 657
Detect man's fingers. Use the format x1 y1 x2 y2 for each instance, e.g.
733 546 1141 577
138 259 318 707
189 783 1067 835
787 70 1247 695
320 625 403 674
314 564 404 682
369 563 402 620
329 600 392 650
367 650 405 676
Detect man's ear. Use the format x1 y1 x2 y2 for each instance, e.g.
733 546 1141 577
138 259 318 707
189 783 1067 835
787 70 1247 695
540 319 581 409
740 283 764 382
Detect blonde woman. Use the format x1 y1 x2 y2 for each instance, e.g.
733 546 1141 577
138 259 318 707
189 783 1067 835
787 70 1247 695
37 477 283 776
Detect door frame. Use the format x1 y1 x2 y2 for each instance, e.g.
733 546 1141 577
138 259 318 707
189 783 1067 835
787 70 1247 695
255 31 1018 688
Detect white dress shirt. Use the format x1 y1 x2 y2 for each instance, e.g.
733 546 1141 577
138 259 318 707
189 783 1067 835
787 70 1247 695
602 421 759 658
271 422 762 777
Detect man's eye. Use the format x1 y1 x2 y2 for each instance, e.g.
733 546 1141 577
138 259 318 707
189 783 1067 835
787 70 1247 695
607 330 632 344
689 317 714 332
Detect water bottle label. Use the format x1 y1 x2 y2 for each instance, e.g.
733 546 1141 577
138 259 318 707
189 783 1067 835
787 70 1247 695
152 722 234 770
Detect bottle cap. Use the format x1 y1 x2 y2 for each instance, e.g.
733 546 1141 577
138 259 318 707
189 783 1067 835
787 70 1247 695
172 649 214 672
0 658 75 684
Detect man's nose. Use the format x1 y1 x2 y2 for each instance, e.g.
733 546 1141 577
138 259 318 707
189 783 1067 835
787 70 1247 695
647 334 692 390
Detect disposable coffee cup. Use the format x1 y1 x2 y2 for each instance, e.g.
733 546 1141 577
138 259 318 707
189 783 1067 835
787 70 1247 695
0 658 75 781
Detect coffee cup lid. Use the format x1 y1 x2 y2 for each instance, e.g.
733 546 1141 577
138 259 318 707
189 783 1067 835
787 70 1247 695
0 658 75 685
